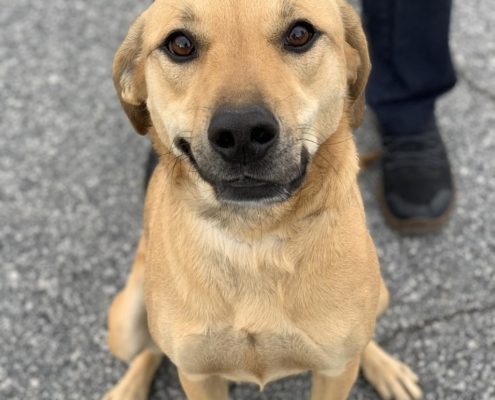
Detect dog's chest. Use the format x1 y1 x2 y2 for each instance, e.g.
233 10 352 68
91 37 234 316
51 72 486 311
172 309 354 386
147 218 376 386
180 334 313 385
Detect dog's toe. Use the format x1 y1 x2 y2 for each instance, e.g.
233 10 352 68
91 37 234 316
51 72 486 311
361 341 422 400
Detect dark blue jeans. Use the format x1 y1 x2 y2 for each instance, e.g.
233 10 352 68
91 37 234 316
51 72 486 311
362 0 457 135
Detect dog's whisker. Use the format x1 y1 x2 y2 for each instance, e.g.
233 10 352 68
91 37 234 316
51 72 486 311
325 135 355 147
297 138 320 146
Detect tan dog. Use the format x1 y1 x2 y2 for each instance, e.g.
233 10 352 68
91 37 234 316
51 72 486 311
104 1 422 399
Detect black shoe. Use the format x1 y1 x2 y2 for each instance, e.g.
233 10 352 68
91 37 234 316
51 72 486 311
379 124 455 234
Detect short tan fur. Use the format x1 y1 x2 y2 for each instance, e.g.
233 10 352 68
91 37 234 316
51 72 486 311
104 1 422 399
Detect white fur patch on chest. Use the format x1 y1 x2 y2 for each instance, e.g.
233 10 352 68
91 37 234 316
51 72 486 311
194 217 296 273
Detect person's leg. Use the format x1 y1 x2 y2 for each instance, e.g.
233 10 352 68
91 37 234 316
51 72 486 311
362 0 456 135
362 0 456 233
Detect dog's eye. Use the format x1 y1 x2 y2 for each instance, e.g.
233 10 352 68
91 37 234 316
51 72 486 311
285 21 318 53
163 31 197 61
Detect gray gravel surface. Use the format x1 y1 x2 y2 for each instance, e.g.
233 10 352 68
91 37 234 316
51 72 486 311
1 0 494 399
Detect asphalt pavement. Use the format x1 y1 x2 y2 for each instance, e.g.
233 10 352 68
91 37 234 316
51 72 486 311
0 0 494 399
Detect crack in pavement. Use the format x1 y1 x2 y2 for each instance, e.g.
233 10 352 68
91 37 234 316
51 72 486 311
380 302 495 346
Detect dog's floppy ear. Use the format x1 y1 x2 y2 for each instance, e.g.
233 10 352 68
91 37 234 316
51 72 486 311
113 12 151 135
340 2 371 128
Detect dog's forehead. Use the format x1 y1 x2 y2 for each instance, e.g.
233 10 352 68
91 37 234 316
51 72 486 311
145 0 343 45
151 0 338 17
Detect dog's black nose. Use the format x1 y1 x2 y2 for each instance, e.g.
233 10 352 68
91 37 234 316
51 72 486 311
208 105 279 164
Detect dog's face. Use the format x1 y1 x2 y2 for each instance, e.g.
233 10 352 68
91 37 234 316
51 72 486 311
114 0 369 206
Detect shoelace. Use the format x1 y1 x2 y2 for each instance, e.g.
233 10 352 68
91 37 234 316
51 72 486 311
382 134 447 171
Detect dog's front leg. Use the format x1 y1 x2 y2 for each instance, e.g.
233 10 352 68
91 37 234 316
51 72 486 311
178 370 228 400
361 340 422 400
310 357 360 400
103 348 163 400
359 279 422 400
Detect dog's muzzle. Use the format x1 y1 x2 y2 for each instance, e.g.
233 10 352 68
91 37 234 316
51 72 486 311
176 105 309 205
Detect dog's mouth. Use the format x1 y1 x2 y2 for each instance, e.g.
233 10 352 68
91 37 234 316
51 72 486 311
214 166 308 204
175 138 309 205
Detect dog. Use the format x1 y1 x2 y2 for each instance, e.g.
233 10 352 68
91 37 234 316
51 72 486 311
104 0 422 399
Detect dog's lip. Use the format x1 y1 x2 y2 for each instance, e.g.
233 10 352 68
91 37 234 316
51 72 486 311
175 137 310 203
214 150 309 204
176 138 196 164
222 177 273 188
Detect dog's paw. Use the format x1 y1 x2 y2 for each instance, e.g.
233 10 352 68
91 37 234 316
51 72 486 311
361 342 422 400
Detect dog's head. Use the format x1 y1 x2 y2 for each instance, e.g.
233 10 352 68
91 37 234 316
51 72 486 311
113 0 369 207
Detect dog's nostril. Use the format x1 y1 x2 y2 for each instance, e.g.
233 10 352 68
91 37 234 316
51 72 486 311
215 130 236 149
208 105 279 163
251 126 275 145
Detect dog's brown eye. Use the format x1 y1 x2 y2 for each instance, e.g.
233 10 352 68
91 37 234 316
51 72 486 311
164 31 197 61
285 21 318 52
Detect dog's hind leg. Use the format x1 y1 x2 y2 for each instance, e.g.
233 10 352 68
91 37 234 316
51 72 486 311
178 370 228 400
107 235 153 363
360 279 422 400
103 348 163 400
104 235 163 399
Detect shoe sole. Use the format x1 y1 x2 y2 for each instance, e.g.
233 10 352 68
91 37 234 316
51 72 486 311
378 183 455 235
